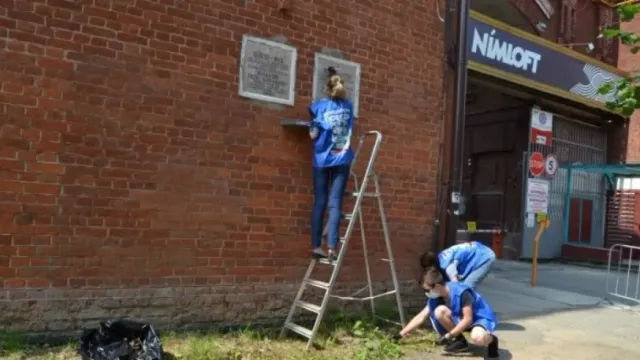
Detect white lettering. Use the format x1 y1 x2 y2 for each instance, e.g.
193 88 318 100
470 27 542 75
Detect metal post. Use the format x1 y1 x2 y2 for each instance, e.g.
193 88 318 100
563 168 573 243
445 0 471 247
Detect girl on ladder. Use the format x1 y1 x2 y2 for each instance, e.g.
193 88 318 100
308 67 355 261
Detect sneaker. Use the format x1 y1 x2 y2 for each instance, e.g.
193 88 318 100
327 249 337 261
444 335 469 353
312 248 328 259
487 335 499 358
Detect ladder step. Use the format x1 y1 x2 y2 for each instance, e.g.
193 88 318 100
343 213 354 220
304 278 330 289
284 322 313 339
295 300 321 313
351 192 378 198
317 258 336 266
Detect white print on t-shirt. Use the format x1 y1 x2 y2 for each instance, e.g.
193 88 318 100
323 108 351 150
441 243 468 257
440 242 474 263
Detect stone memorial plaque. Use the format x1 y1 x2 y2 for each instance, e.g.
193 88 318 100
239 35 297 106
312 53 361 117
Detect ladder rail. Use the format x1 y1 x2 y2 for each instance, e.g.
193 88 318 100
352 172 376 315
373 172 406 325
304 131 383 349
279 260 317 338
281 130 404 350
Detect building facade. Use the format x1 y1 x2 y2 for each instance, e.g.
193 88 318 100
619 9 640 161
0 0 443 333
443 1 631 263
0 0 635 334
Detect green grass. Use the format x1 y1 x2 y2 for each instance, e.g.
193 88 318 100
0 309 437 360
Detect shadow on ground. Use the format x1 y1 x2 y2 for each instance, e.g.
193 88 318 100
496 322 525 331
440 345 513 359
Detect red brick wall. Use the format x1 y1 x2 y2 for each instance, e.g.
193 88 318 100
505 0 618 65
0 0 442 332
618 16 640 162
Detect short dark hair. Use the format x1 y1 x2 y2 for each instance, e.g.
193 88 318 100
420 252 439 269
420 266 445 287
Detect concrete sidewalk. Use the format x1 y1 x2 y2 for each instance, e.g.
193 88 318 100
404 261 640 359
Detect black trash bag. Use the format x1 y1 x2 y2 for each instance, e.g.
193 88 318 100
78 319 164 360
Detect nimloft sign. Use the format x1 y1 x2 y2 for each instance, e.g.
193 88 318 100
471 28 542 75
466 14 622 105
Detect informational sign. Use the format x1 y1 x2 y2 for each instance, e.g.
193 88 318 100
312 53 361 117
530 108 553 146
526 212 535 228
238 35 297 105
526 178 550 214
544 154 558 177
529 152 545 177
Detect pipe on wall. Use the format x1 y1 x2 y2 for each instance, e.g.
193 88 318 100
444 0 471 248
431 0 457 252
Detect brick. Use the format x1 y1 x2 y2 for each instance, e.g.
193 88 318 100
25 162 65 174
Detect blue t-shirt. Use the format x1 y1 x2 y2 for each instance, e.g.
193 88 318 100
438 241 496 280
309 98 355 168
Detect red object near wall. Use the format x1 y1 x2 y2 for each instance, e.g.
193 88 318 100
492 231 504 259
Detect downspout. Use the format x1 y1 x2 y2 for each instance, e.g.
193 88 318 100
431 0 456 252
444 0 471 248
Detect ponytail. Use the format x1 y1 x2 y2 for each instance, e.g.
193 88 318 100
325 66 347 99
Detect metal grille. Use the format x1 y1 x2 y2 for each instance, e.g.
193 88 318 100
529 118 606 220
526 113 606 251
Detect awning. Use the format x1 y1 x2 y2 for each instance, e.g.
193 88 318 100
561 163 640 187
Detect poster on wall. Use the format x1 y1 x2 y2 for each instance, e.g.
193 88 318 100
530 108 553 146
526 178 550 214
238 35 297 106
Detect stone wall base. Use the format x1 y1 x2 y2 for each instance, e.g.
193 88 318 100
0 281 425 341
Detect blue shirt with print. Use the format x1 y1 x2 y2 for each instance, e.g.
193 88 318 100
438 241 496 280
309 98 355 168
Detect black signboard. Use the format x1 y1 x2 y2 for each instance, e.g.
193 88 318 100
467 16 622 104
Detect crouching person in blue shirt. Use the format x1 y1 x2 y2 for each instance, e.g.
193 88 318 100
394 267 499 359
420 239 496 289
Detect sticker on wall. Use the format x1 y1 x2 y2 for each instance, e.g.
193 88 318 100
529 152 545 177
544 154 558 177
530 108 553 146
526 212 535 228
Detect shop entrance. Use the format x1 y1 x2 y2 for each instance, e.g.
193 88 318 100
461 76 608 260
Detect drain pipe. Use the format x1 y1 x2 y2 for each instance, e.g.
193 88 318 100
445 0 471 247
431 0 456 253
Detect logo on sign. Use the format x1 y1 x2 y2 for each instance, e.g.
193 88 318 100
545 154 558 176
530 152 545 177
539 112 547 125
471 28 542 74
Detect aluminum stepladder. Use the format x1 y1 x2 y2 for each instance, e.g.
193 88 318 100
280 131 406 350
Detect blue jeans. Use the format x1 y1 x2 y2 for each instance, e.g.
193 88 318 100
461 257 495 289
311 165 351 249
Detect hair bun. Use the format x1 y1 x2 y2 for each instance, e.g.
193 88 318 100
327 66 337 76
